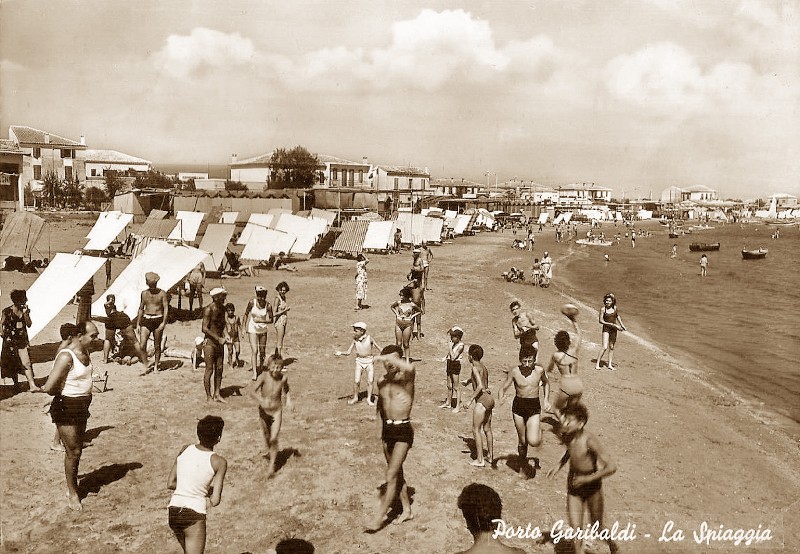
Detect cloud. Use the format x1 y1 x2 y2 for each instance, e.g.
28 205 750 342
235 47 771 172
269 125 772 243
267 9 560 92
152 27 257 78
736 0 779 27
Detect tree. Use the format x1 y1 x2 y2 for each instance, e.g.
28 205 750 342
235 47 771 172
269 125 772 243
225 180 248 191
84 186 106 210
23 183 34 207
267 146 323 189
62 177 82 209
105 169 122 198
134 169 176 190
42 171 61 208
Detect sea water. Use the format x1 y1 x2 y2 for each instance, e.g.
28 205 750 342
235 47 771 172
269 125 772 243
556 221 800 439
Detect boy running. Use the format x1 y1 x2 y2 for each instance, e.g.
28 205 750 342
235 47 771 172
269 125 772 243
498 352 550 479
547 403 618 554
366 345 415 531
462 344 494 468
510 301 539 362
336 322 382 406
250 353 292 478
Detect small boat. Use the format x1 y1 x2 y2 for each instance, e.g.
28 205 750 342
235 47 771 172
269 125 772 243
741 248 768 260
689 242 720 252
576 238 613 246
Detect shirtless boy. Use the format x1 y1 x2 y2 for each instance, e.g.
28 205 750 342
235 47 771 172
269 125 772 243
250 353 292 477
462 345 494 468
336 322 382 406
103 295 147 367
510 301 539 363
455 483 526 553
440 326 465 412
138 272 169 373
407 277 425 339
366 345 415 531
223 303 242 370
202 287 228 403
546 311 583 419
498 352 550 478
547 403 618 554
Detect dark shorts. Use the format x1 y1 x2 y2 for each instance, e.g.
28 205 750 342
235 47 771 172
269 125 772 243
446 359 461 376
568 471 603 499
141 316 164 332
259 406 275 426
410 269 424 282
50 395 92 426
512 396 541 422
477 390 495 411
382 421 414 450
168 506 206 531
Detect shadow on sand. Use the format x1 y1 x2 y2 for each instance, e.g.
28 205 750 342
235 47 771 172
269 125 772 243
78 462 143 499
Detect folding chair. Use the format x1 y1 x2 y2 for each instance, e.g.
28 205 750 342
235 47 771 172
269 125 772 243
92 371 109 393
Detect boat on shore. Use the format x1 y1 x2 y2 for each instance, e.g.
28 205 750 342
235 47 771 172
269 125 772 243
576 238 613 246
689 242 721 252
741 247 768 260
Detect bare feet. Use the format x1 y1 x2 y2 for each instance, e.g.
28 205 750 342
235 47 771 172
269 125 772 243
66 494 82 511
348 397 359 405
366 399 376 407
364 515 385 532
213 396 228 404
608 365 617 371
393 511 413 525
50 444 66 452
438 401 451 409
470 459 485 467
452 406 463 413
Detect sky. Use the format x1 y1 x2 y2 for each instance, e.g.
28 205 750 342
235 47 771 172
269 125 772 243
1 0 798 199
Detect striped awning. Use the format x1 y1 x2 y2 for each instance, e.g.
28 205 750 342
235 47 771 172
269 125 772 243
330 220 369 255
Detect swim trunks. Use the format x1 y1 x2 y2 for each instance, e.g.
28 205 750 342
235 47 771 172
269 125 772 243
446 359 462 376
141 315 164 332
512 396 541 422
355 357 374 383
568 470 602 499
559 374 584 397
259 406 276 426
477 390 495 410
382 420 414 450
168 506 206 531
50 395 92 426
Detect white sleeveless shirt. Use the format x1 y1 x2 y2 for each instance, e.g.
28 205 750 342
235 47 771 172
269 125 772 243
59 349 93 397
169 445 215 514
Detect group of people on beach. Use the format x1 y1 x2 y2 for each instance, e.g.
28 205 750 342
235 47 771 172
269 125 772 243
3 219 637 554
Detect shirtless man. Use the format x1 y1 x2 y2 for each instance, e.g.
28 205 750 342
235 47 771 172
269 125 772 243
409 248 425 285
250 353 291 477
138 272 169 374
366 345 415 531
408 277 425 339
498 352 550 479
421 244 433 290
509 301 539 363
546 311 583 420
202 288 228 403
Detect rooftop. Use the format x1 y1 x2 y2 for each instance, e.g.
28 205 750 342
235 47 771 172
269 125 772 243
9 125 85 148
81 149 151 165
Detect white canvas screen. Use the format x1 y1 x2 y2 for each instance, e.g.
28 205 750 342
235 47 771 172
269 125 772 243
240 227 296 261
537 213 549 224
25 253 107 341
310 208 337 228
423 217 444 244
85 212 133 250
197 224 235 271
562 212 573 223
238 213 274 245
168 211 206 242
91 241 208 320
363 221 395 250
394 212 425 244
219 211 239 224
274 214 326 255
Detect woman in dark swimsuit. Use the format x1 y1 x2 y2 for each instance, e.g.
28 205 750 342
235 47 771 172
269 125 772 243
1 289 41 392
390 288 420 362
596 293 626 371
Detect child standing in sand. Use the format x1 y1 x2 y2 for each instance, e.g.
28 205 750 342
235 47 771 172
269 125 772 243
167 415 228 554
700 254 708 277
273 282 291 357
250 353 292 477
336 322 382 406
223 303 241 370
547 403 618 554
462 344 494 468
440 326 465 412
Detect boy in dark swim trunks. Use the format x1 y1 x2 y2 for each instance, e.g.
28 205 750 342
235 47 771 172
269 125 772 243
462 344 494 468
547 403 618 554
366 345 415 531
440 326 465 412
498 352 550 478
250 353 292 478
137 272 169 373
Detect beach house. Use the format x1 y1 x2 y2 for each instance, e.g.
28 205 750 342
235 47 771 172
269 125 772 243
80 149 152 181
8 125 87 189
681 185 718 202
555 183 613 206
369 165 431 209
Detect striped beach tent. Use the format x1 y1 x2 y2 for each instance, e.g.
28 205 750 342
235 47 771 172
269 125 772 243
330 220 370 256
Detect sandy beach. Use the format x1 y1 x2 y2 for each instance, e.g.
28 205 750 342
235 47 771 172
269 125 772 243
1 214 799 553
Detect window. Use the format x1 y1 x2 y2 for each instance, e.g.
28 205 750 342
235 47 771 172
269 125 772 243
409 178 414 189
33 165 42 180
349 169 354 183
65 166 73 181
394 177 399 190
62 149 73 159
91 169 98 177
33 147 41 158
332 169 338 182
359 170 364 183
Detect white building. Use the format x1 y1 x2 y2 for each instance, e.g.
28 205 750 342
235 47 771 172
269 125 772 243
555 183 613 205
369 165 431 207
81 149 151 180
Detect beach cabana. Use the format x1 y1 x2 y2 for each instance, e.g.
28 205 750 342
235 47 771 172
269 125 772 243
0 211 47 260
362 220 395 251
219 211 239 224
197 223 235 272
452 214 471 235
168 211 206 242
240 227 296 262
537 212 549 225
394 212 426 245
91 240 208 320
331 220 370 256
422 216 444 244
84 211 133 251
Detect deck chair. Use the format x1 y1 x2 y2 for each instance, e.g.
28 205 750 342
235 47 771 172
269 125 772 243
92 371 109 393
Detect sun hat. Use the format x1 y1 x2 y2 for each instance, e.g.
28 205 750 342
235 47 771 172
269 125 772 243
194 336 204 346
352 321 367 330
255 285 267 293
209 287 227 297
448 326 464 335
145 272 160 283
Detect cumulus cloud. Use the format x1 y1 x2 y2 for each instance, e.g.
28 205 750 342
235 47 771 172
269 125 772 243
268 9 560 92
736 0 779 27
152 28 257 78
